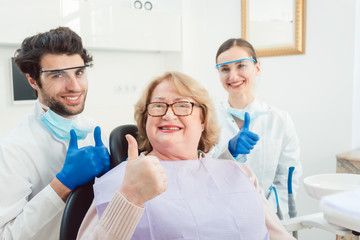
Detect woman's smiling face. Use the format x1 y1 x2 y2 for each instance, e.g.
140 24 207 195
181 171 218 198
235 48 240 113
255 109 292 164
216 46 260 98
146 80 204 160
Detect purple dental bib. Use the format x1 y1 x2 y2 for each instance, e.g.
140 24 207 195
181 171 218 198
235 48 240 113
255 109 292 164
94 158 269 240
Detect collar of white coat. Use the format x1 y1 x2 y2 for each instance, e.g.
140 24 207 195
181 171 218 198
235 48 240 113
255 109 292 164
224 98 269 120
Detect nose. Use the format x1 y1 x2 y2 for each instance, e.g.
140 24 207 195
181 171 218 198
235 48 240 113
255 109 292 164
65 73 82 90
229 68 238 81
162 105 177 119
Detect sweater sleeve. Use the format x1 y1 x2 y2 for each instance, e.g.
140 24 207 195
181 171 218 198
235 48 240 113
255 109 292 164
77 191 144 240
236 163 296 240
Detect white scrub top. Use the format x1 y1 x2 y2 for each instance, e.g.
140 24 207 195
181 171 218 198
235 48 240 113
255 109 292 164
208 99 302 216
0 100 106 240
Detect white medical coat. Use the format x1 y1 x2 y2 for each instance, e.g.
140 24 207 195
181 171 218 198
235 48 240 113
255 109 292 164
0 100 106 240
209 99 302 216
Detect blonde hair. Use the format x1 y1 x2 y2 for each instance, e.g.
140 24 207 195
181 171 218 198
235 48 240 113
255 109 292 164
134 71 220 153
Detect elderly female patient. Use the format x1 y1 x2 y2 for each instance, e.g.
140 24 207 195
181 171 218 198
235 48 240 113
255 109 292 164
77 71 294 240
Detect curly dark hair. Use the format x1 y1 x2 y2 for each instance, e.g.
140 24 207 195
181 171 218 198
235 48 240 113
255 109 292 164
14 26 93 91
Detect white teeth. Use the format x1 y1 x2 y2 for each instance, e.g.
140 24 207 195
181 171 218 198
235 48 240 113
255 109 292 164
230 81 244 86
161 127 180 130
65 96 79 100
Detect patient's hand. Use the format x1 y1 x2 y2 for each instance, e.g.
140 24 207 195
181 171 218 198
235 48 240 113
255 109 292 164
119 134 168 207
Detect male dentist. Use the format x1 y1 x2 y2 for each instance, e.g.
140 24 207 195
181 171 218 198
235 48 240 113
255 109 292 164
0 27 110 239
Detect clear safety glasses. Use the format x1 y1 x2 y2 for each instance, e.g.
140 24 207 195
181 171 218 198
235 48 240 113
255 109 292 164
216 58 257 77
40 65 90 85
146 101 201 117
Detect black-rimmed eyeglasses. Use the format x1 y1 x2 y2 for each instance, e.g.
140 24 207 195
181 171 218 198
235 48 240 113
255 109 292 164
146 101 201 117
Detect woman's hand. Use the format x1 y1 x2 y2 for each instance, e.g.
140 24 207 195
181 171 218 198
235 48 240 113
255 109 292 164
119 134 168 206
228 112 259 158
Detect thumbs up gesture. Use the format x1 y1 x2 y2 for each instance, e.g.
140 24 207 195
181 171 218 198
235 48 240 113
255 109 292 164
119 134 168 206
56 126 110 190
228 112 259 158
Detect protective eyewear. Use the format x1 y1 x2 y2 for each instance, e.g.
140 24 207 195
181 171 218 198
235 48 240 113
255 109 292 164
40 65 90 84
215 58 256 68
146 101 201 117
216 58 256 76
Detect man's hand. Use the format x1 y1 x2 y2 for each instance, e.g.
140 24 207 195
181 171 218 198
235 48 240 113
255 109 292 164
56 126 110 190
119 134 168 206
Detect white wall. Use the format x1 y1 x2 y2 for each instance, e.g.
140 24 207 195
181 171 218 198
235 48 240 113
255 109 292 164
353 0 360 149
181 0 241 102
0 0 359 239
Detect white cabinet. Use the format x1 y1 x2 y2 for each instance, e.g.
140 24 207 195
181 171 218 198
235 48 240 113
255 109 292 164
65 1 181 52
0 0 181 52
0 0 62 44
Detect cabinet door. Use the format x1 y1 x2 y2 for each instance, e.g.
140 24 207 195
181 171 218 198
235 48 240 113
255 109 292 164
0 0 181 52
62 0 181 52
0 0 61 44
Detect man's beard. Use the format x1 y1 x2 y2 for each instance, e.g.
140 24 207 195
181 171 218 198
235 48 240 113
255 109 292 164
40 89 87 117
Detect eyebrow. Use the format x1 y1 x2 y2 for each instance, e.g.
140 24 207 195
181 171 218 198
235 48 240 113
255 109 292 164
40 65 89 73
45 70 65 76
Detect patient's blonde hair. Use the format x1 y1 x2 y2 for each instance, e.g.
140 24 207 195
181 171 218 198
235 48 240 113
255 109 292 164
134 71 220 153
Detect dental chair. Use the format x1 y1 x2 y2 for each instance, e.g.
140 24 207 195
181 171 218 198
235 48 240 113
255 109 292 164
59 124 138 240
59 180 94 240
109 124 139 168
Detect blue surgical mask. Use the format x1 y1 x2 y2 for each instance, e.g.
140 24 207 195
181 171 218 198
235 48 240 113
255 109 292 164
227 107 267 121
40 109 92 140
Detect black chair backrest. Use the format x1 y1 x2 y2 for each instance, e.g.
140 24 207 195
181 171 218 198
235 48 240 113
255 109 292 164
59 180 94 240
59 124 138 240
109 124 139 168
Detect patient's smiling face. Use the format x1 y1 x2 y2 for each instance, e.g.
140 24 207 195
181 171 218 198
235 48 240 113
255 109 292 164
146 80 204 160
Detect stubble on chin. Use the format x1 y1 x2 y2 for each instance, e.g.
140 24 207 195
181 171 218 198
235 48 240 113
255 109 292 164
51 97 86 117
41 91 87 117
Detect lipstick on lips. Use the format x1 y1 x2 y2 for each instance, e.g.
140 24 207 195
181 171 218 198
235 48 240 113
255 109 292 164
159 125 182 133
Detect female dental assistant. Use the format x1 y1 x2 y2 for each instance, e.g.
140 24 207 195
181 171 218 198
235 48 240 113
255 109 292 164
209 38 302 216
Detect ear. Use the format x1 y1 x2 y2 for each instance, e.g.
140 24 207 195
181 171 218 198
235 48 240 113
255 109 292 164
26 74 40 91
255 61 261 76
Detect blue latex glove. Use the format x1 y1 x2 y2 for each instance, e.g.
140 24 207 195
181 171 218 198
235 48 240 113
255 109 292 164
56 126 110 190
228 112 259 158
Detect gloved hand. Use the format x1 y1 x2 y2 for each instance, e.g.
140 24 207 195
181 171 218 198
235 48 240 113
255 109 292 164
228 112 259 158
56 126 110 190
